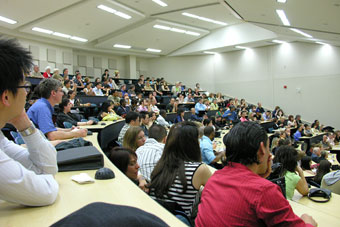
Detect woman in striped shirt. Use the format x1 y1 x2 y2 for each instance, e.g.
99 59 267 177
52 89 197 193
148 121 212 217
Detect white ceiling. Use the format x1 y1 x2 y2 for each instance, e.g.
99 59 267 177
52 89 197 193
0 0 339 57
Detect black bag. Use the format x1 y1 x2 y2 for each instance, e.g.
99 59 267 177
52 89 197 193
55 138 93 151
57 146 104 172
308 188 332 203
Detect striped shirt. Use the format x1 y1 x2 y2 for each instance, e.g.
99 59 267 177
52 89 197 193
136 138 165 181
150 161 202 216
118 123 130 144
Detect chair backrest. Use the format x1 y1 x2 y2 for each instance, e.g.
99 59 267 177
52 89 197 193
63 122 73 129
165 113 177 123
207 110 218 117
99 120 125 151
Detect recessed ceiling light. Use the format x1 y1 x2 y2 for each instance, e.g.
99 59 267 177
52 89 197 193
32 27 53 34
146 48 162 53
272 40 287 44
235 46 249 49
277 0 287 3
203 51 216 54
114 44 131 49
182 12 227 26
276 9 290 26
53 32 71 38
70 36 88 42
153 24 201 36
290 28 313 38
152 0 167 7
0 15 17 24
315 41 329 45
97 5 131 19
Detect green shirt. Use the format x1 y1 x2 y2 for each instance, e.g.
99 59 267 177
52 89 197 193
285 171 301 200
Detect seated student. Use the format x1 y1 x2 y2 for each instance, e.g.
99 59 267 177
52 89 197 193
27 79 87 141
184 93 194 103
287 115 297 127
202 118 213 127
156 110 170 128
196 121 317 227
137 98 150 112
304 124 313 137
273 145 309 200
314 160 331 185
0 38 59 206
295 114 302 125
118 112 140 144
136 125 167 181
74 73 85 89
300 156 315 176
166 98 178 113
56 98 94 127
222 105 237 122
144 80 154 92
148 121 212 218
262 110 272 121
256 102 265 113
321 134 332 150
62 79 75 95
83 82 95 96
109 147 140 186
311 146 323 163
108 90 120 106
116 99 130 118
215 115 225 128
311 119 323 131
321 170 340 195
174 108 185 123
148 111 157 128
92 82 104 96
122 126 146 152
190 107 202 122
294 124 305 142
150 97 160 115
98 100 121 121
216 106 224 117
200 126 225 168
139 111 150 137
195 98 208 114
240 110 248 122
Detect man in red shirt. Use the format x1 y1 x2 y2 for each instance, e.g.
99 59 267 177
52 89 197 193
196 121 317 227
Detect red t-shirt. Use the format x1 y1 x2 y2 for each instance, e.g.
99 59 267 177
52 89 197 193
43 72 51 78
196 162 313 227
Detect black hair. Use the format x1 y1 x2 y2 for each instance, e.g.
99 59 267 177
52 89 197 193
108 147 136 176
140 111 149 120
278 138 291 147
119 98 125 106
301 156 312 170
0 37 32 96
59 98 69 111
149 121 201 198
204 126 214 137
125 111 140 124
63 68 68 74
100 100 113 112
149 124 167 142
159 109 166 117
64 79 70 86
223 121 268 166
177 108 184 116
273 145 298 174
38 78 62 99
203 119 211 126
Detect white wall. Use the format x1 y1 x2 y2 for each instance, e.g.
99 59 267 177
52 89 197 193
142 42 340 129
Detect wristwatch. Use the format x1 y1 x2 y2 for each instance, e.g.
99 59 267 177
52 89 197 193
18 122 36 137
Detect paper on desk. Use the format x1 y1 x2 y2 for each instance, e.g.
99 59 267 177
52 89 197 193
71 173 95 184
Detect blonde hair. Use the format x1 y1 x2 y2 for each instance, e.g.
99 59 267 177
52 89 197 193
123 126 143 151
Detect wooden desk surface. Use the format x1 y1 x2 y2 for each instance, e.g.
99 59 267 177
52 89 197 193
0 133 185 227
299 132 327 140
79 120 123 130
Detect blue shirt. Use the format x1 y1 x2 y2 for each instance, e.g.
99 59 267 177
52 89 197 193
293 130 302 142
200 136 215 164
195 103 206 114
223 110 237 121
27 98 57 135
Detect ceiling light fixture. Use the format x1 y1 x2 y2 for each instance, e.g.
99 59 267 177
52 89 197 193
203 51 216 54
146 48 162 53
53 32 71 38
277 0 287 3
0 15 17 24
235 46 249 49
70 36 88 42
315 41 329 45
32 27 53 34
153 24 201 36
276 9 290 26
97 4 131 19
272 40 287 44
182 12 227 26
290 28 313 38
114 44 131 49
152 0 167 7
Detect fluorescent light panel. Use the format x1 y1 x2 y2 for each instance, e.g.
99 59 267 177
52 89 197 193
97 4 131 19
32 27 87 42
235 46 249 49
152 0 167 7
277 0 287 3
114 44 131 49
276 9 290 26
203 51 216 54
146 48 161 53
0 15 17 24
182 12 227 26
272 40 287 44
153 24 200 36
315 41 329 45
290 28 313 38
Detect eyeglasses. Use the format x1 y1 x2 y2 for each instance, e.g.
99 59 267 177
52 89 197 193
17 81 32 93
